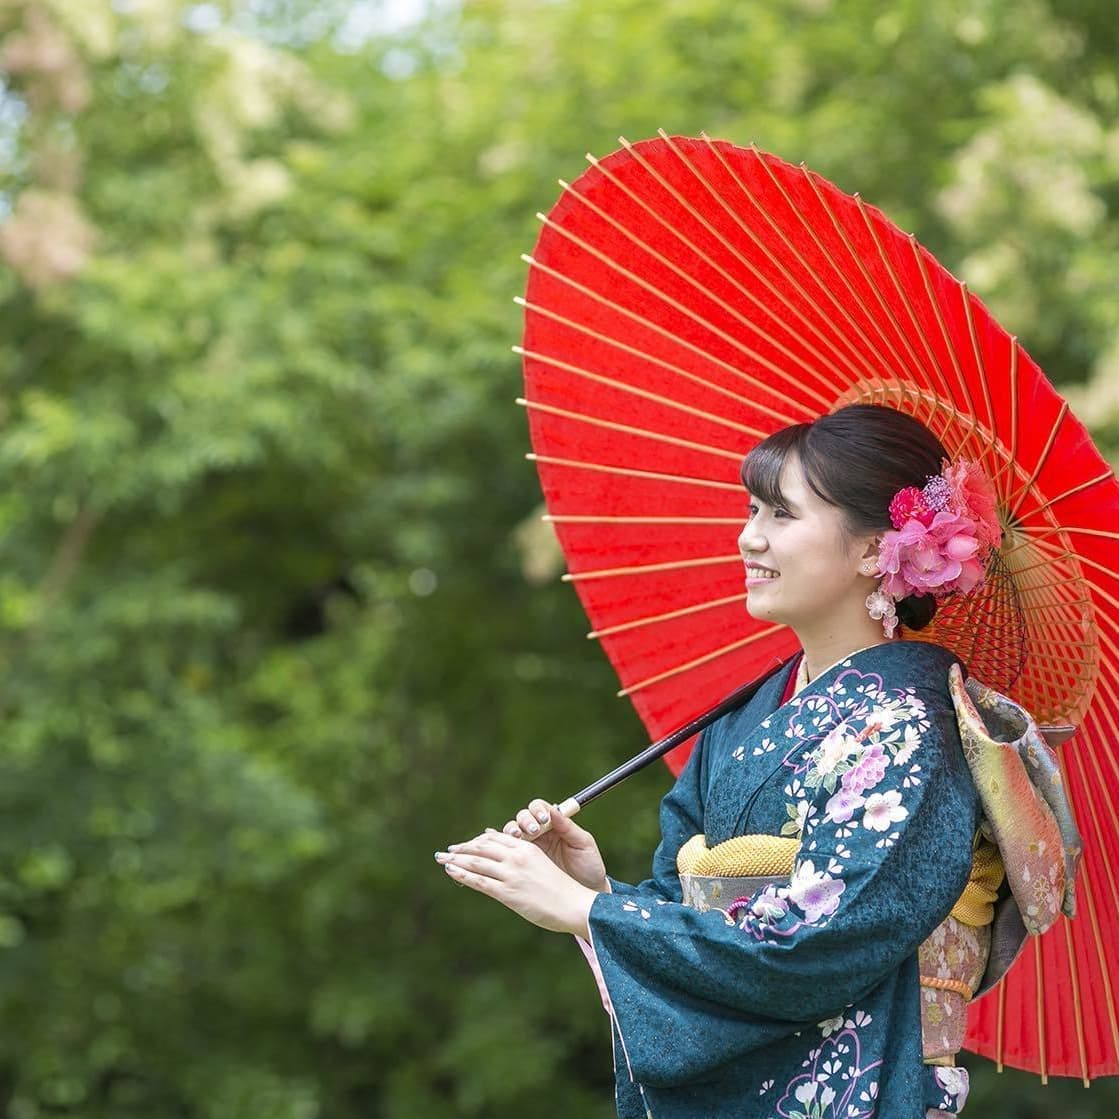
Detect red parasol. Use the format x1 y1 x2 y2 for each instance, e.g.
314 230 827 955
518 133 1119 1083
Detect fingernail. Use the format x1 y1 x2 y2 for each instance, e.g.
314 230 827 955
445 863 462 874
527 822 539 834
536 812 549 823
448 843 460 851
434 852 448 862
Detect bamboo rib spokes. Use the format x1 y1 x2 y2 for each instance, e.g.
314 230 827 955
516 397 746 463
587 592 746 639
618 625 784 697
562 554 740 582
513 344 767 438
529 210 834 416
546 514 744 525
525 453 743 491
715 138 926 390
629 133 881 387
520 257 810 426
570 154 872 390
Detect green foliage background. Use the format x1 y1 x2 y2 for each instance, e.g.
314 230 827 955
2 1 1119 1115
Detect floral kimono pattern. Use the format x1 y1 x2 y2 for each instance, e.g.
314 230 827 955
586 641 981 1119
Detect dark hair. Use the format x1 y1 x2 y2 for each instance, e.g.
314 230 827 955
741 404 948 631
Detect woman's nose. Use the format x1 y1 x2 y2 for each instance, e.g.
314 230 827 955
738 524 766 553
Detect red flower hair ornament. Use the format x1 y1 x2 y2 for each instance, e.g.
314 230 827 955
868 461 1002 638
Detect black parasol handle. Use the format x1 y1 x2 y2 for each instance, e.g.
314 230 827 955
554 655 795 820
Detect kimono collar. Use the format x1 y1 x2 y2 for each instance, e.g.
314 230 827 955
792 641 898 697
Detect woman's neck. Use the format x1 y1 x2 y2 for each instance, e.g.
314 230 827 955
795 623 896 684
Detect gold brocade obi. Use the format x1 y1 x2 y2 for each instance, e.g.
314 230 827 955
676 665 1082 1065
677 830 1005 930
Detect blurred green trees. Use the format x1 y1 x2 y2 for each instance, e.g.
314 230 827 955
1 1 1118 1115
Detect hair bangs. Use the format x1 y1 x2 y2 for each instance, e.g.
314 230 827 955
740 425 810 508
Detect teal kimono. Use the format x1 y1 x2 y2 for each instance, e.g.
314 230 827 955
586 641 981 1118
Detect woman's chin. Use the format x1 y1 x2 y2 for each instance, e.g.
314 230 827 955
744 598 784 623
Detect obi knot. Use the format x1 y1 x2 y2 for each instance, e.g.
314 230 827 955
676 832 798 877
948 837 1004 927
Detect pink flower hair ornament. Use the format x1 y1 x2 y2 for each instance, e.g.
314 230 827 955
869 460 1001 637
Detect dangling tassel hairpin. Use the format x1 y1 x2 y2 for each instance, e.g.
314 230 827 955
866 583 898 639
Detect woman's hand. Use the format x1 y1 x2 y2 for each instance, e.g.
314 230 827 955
435 830 598 936
503 799 609 894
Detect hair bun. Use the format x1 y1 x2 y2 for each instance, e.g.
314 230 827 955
897 593 937 632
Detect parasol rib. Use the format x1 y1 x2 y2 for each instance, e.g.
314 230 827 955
514 344 767 437
1060 747 1114 1078
545 515 745 525
655 131 881 384
517 398 746 463
530 217 834 412
562 554 740 582
1000 342 1021 495
615 134 874 387
587 592 747 639
800 167 935 390
514 302 764 417
563 161 870 390
848 197 971 452
1063 916 1090 1086
520 259 810 424
1052 525 1119 543
526 453 743 491
960 286 999 458
1035 937 1048 1084
910 245 989 463
1013 468 1116 524
1006 401 1070 510
1062 745 1119 1072
619 627 786 697
730 141 925 389
996 981 1007 1073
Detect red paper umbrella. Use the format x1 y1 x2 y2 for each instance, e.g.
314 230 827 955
518 133 1119 1083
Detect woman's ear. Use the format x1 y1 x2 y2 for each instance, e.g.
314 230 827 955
857 538 881 578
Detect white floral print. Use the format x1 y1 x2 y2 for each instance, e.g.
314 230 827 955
863 789 909 831
787 859 845 924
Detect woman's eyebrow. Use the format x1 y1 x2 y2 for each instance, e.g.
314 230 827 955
747 495 800 512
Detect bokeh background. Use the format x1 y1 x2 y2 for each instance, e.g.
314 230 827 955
2 1 1119 1116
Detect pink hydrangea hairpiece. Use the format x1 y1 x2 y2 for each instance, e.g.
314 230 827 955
871 460 1000 636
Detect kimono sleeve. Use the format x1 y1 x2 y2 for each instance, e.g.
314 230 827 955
585 683 981 1087
607 728 708 903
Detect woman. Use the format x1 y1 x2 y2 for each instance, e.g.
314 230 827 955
437 404 1004 1118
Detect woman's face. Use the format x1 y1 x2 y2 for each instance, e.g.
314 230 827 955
738 452 876 629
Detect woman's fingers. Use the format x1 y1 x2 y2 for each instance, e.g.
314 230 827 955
443 832 519 859
515 807 543 837
438 851 505 881
442 861 500 895
502 797 555 840
527 798 552 825
437 832 531 887
489 798 567 842
436 834 593 935
458 831 518 852
545 802 575 833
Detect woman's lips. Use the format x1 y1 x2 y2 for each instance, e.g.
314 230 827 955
745 566 780 587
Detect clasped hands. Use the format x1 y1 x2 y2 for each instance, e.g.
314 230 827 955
436 798 608 937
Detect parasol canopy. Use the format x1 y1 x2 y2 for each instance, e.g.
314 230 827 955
518 133 1119 1083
